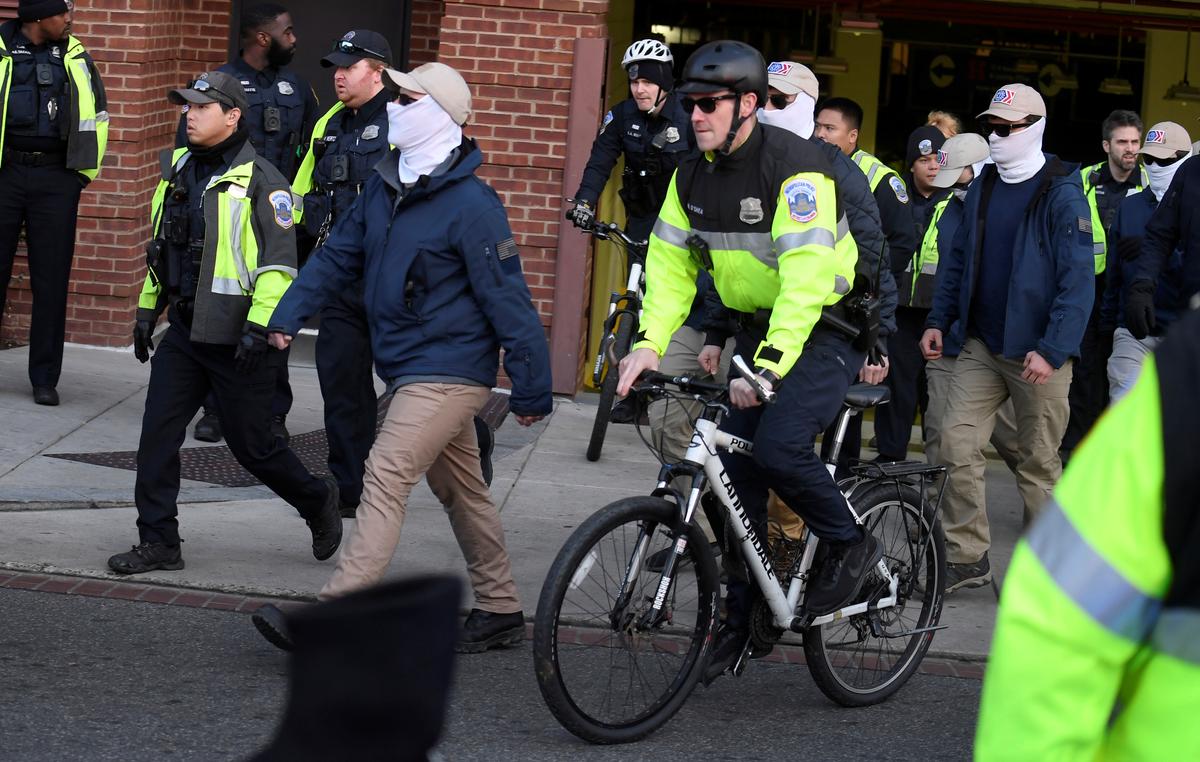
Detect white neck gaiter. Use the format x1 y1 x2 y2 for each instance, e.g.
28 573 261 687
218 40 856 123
756 92 816 139
989 118 1047 184
1146 151 1191 202
387 96 463 184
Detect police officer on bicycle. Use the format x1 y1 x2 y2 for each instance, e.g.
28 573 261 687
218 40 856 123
617 40 883 680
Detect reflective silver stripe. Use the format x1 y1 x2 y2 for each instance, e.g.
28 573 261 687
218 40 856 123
227 200 252 291
78 119 95 132
96 111 109 123
776 228 835 253
1093 243 1106 255
864 163 881 185
211 277 244 295
834 275 851 295
1027 499 1161 642
920 262 938 274
706 231 774 252
652 218 690 248
836 214 850 241
252 264 299 280
1152 608 1200 665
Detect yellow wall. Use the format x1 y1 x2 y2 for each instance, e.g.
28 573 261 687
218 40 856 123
831 28 883 153
1141 29 1200 141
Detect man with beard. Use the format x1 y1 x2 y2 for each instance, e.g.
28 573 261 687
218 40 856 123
921 84 1093 593
185 3 318 446
109 71 341 575
0 0 108 406
1061 110 1148 461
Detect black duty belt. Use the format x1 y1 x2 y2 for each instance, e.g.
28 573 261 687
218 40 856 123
734 305 860 344
3 148 66 167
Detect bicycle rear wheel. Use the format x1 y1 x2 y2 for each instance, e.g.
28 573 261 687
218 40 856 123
804 481 945 706
533 496 719 744
586 317 634 462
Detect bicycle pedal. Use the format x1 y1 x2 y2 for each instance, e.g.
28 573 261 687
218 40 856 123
732 640 754 677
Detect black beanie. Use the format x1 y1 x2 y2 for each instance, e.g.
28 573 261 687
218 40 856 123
906 125 946 168
626 59 674 93
18 0 70 22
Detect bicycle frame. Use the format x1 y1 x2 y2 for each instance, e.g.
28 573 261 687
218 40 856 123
592 261 644 385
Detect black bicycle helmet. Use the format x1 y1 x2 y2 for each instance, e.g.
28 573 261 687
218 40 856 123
678 40 768 106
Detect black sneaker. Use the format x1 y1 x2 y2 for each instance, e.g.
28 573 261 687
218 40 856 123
107 542 184 575
271 415 290 445
474 416 494 487
945 553 992 593
193 410 222 443
32 386 59 406
804 532 883 616
457 609 524 653
702 623 749 684
307 478 343 561
251 604 295 651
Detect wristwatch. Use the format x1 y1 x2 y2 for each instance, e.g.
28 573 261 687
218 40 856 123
754 368 783 390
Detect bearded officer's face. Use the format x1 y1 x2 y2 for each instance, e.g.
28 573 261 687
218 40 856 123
39 8 73 42
261 12 297 68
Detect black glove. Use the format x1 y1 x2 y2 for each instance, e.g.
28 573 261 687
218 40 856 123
133 320 155 363
567 200 594 230
1124 279 1157 340
1116 236 1143 262
234 322 271 374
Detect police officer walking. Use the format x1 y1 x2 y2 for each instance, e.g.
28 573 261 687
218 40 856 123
107 72 340 575
0 0 107 406
188 2 318 443
617 41 882 681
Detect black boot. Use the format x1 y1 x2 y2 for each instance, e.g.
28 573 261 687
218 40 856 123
307 478 343 561
456 609 524 653
805 531 883 616
251 576 463 761
702 622 749 684
251 604 294 651
107 542 184 574
193 409 222 442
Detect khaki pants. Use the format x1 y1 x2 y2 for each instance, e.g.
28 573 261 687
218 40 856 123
647 326 734 544
319 383 521 614
925 355 1020 473
938 339 1072 564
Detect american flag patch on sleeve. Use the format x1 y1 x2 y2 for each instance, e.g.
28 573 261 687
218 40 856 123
1078 217 1092 233
497 238 519 260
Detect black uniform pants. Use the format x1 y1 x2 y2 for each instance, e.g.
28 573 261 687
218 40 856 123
1061 274 1109 458
0 159 84 388
873 307 929 461
202 349 292 419
134 320 327 545
722 326 865 628
316 288 377 507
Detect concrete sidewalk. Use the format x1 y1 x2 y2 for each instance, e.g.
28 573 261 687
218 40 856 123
0 343 1023 661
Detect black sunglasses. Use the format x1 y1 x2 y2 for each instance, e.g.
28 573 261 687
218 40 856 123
768 93 793 110
979 115 1043 137
333 38 388 62
681 93 739 114
1143 151 1189 167
395 93 416 106
190 79 236 109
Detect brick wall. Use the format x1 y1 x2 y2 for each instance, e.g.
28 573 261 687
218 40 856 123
409 0 444 66
1 0 231 348
437 0 607 347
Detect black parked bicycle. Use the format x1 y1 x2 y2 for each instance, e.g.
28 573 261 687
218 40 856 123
574 213 646 462
533 359 947 744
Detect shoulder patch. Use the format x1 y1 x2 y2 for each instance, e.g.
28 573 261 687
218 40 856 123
269 189 294 230
600 111 614 134
784 179 819 224
889 175 910 204
496 237 519 260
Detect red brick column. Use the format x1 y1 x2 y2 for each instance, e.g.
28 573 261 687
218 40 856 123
437 0 608 394
0 0 231 348
409 0 444 66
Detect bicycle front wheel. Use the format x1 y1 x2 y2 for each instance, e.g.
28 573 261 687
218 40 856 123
586 316 634 462
533 497 719 744
804 480 946 706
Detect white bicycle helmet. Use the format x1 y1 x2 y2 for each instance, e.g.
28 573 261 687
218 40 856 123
622 39 673 66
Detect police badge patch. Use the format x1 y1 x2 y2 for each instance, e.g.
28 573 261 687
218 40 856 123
739 197 764 224
889 175 910 204
628 63 639 80
600 110 614 134
784 179 818 223
361 125 380 140
270 190 294 229
665 126 680 143
278 81 294 96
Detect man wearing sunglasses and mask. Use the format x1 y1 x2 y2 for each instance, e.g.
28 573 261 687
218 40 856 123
1123 123 1200 374
184 3 319 447
617 41 881 681
920 84 1093 593
109 71 341 576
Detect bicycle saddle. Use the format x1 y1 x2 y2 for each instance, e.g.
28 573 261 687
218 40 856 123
843 383 890 410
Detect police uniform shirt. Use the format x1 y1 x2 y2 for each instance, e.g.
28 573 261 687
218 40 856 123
3 27 69 152
307 87 391 232
1090 163 1141 238
162 139 244 300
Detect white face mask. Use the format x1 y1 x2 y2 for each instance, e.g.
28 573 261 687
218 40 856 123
386 95 463 184
1146 151 1191 202
988 117 1047 184
756 91 816 140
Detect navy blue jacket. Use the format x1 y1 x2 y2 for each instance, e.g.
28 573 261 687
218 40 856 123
1103 188 1187 334
927 156 1095 368
1139 155 1200 315
270 140 553 417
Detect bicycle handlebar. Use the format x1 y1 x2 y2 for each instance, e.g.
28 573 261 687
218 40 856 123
629 353 776 405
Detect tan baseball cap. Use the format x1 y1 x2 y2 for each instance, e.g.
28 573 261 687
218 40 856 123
977 83 1046 121
384 62 472 125
932 133 990 189
1140 121 1193 160
766 61 818 99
